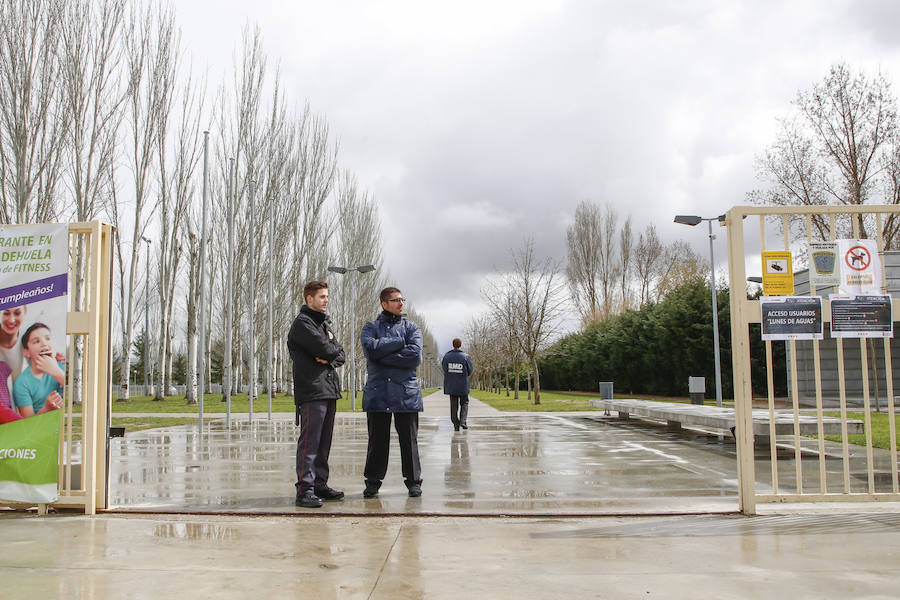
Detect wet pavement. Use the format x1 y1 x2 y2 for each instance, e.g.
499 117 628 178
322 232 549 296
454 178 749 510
5 393 900 598
3 511 900 599
107 393 739 514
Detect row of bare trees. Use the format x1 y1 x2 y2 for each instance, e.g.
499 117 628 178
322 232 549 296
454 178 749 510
750 63 900 245
0 0 434 404
465 211 708 404
565 200 708 326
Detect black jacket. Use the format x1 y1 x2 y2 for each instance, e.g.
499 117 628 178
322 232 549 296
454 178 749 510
287 305 345 404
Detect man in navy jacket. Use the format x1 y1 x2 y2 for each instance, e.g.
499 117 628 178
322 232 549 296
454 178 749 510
359 286 423 498
441 338 474 431
287 281 346 508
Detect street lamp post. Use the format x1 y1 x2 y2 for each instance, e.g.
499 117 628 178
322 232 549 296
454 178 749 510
674 214 725 408
141 236 152 397
327 264 376 411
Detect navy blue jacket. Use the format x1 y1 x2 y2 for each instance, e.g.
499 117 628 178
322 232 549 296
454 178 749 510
441 348 473 395
360 310 423 412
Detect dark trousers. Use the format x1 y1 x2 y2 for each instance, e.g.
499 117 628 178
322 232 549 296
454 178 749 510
295 400 336 493
450 395 469 428
364 411 422 488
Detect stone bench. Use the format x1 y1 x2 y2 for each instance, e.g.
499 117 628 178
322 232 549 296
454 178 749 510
589 398 864 439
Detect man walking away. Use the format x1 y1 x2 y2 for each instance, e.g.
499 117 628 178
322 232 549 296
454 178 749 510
441 338 474 431
360 287 424 498
287 281 346 508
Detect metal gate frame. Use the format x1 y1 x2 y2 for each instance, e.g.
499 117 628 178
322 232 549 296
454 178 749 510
726 205 900 514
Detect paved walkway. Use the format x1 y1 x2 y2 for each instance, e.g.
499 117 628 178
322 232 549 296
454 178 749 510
4 392 900 598
106 392 738 515
3 511 900 598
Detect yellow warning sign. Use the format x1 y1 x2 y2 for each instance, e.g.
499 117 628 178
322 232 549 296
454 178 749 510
761 251 794 295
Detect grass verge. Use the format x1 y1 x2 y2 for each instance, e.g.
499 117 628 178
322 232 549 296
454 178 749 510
66 388 441 433
469 389 603 411
823 411 900 451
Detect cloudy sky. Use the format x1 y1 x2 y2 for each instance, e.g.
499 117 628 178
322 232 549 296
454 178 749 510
176 0 900 350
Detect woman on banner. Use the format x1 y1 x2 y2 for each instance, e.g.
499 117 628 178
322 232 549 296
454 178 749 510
0 305 27 412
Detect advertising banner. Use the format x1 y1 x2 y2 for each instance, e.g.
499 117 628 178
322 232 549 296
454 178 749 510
0 223 68 503
829 294 893 339
0 411 61 502
761 296 824 341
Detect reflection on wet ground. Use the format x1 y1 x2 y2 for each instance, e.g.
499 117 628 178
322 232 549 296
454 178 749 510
109 413 741 514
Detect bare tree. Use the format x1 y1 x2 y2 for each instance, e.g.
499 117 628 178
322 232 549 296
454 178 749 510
485 238 564 405
156 39 206 401
618 215 633 311
654 240 709 300
751 63 900 245
333 171 383 394
566 200 602 324
61 0 127 222
110 3 171 400
0 0 68 224
634 223 664 306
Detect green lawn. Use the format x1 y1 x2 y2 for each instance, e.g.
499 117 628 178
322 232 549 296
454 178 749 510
470 389 729 411
67 387 441 434
824 411 900 451
470 389 604 411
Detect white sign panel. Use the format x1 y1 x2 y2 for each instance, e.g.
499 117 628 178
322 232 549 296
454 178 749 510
809 241 839 288
838 239 881 294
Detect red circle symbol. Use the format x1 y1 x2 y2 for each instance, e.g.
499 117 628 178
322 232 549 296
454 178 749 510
844 246 871 271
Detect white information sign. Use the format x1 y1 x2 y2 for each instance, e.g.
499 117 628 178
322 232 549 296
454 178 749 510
809 241 839 289
838 239 881 294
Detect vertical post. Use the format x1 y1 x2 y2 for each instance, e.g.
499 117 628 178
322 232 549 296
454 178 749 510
267 183 274 421
725 208 756 515
198 130 209 425
708 219 723 408
248 179 256 421
143 238 150 396
350 272 357 411
225 158 234 427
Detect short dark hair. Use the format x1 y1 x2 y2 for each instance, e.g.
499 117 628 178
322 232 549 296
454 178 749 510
380 287 402 302
22 322 50 349
304 281 328 302
452 338 462 349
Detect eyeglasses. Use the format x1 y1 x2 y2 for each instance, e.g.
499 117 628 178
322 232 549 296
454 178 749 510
386 297 406 304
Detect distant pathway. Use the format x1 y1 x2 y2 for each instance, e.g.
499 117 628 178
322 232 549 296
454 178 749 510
421 390 502 418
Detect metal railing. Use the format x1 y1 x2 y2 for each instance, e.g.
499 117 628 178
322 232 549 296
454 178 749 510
726 205 900 514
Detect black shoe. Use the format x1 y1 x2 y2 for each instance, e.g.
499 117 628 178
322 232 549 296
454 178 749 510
295 491 323 508
454 425 460 431
363 483 380 498
314 485 345 501
407 484 422 497
460 423 468 429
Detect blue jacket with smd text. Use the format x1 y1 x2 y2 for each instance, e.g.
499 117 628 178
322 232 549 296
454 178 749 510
441 348 473 396
360 310 423 413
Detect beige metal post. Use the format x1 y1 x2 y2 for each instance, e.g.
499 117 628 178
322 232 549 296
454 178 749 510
725 207 757 515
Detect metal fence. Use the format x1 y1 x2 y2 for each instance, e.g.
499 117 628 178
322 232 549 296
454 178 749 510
726 205 900 514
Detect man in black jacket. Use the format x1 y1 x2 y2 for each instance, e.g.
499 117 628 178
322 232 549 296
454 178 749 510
287 281 346 508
